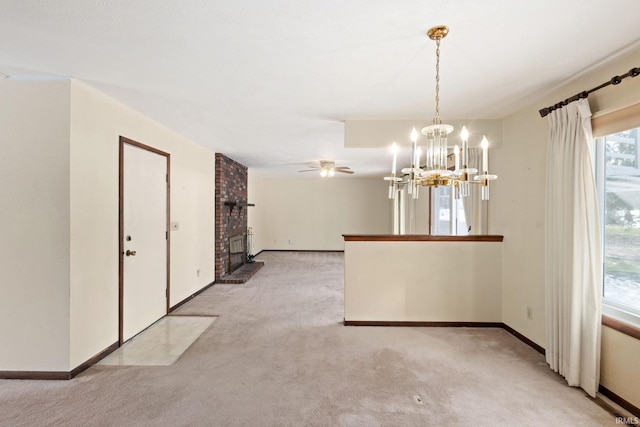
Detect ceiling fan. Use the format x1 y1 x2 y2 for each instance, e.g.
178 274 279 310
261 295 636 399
298 160 354 177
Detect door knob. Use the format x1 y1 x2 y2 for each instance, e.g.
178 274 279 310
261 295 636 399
125 250 137 257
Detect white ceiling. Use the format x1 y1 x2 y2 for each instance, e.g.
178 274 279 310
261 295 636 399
2 0 640 177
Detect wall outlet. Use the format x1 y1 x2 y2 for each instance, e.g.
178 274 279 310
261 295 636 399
288 239 293 245
526 307 533 320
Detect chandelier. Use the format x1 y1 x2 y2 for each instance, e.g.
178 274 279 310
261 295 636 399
384 25 497 201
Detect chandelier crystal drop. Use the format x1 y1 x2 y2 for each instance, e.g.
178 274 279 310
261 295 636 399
384 25 497 201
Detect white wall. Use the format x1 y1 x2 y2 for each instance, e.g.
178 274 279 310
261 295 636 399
69 80 215 368
248 173 391 252
494 45 640 407
0 80 71 371
247 171 267 254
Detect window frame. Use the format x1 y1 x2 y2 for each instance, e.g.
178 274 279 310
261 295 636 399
595 130 640 331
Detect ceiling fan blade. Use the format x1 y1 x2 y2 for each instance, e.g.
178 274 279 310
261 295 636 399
335 169 354 174
298 169 318 172
334 166 351 170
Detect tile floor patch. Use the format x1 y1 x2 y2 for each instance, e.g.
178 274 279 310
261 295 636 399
99 316 216 366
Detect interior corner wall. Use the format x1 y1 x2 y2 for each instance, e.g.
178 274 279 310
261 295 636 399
69 79 215 369
495 46 640 408
490 107 547 347
0 79 71 371
247 173 392 251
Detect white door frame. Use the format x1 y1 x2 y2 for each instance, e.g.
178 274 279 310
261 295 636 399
118 136 170 346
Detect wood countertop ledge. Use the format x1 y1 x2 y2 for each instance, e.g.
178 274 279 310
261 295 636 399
343 235 504 242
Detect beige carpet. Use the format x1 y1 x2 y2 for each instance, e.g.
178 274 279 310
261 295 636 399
0 251 615 426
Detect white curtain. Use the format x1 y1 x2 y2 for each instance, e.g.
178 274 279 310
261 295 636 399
545 98 602 397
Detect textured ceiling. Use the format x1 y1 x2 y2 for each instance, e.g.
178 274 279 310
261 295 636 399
2 0 640 177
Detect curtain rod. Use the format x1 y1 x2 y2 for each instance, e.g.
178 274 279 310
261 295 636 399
538 66 640 118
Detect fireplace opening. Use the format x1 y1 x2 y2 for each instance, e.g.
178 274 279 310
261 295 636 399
228 234 246 274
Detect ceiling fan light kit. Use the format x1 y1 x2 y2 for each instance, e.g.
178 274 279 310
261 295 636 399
384 25 498 201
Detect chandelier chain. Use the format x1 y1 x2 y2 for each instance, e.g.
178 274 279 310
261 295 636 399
434 38 441 124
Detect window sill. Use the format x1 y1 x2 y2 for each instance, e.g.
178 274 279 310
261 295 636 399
602 315 640 341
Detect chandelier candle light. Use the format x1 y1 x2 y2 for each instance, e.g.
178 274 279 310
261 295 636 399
384 25 497 201
386 142 402 198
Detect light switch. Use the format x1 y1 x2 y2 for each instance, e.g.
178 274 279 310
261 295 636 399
170 222 180 231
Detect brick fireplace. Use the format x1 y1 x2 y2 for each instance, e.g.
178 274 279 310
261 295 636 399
214 153 249 280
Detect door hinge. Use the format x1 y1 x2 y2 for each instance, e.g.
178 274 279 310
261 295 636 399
166 231 168 240
166 173 168 182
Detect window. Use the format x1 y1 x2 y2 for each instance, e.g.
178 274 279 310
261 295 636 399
597 126 640 326
431 186 468 235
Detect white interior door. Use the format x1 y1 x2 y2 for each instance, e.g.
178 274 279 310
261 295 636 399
122 143 168 342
